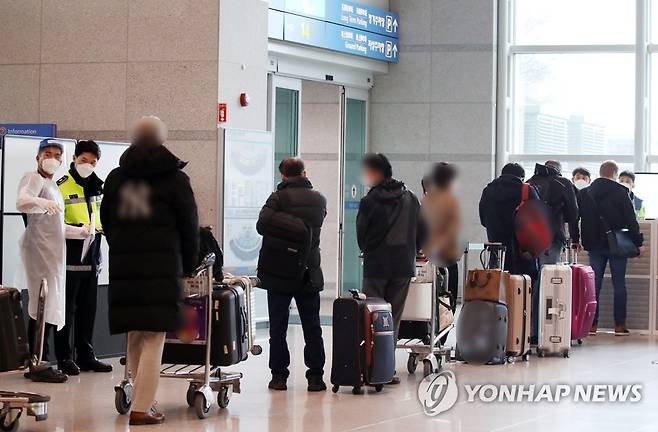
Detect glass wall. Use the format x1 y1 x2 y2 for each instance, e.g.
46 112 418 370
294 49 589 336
500 0 658 176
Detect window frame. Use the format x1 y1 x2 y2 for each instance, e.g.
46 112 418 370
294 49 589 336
497 0 651 174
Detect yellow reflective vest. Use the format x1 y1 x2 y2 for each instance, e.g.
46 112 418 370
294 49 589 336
57 175 103 232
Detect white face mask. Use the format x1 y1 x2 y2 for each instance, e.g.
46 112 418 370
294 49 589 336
41 158 61 175
574 179 589 190
76 163 94 179
620 181 633 190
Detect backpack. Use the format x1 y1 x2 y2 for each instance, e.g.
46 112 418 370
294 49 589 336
514 184 552 258
198 226 224 281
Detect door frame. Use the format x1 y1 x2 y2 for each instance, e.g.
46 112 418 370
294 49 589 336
268 74 303 157
337 86 370 298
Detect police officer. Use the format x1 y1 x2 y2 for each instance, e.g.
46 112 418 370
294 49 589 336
54 140 112 375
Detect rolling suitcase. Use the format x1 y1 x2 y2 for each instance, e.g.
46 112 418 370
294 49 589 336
464 243 507 305
537 264 572 358
456 300 508 365
331 291 395 394
570 257 596 344
0 288 30 372
504 274 532 360
162 283 248 367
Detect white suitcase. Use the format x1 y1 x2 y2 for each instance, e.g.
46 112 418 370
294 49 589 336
537 264 572 358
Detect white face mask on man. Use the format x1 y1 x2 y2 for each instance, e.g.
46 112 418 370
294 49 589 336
573 179 589 190
76 163 95 179
41 158 61 175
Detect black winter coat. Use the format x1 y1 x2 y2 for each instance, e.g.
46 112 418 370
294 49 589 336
578 178 643 252
101 144 199 334
357 179 421 279
527 163 579 245
256 176 327 294
479 174 540 276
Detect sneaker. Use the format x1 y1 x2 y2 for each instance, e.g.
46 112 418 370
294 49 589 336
58 359 80 376
307 375 327 392
268 375 287 391
28 366 68 383
614 325 630 336
78 358 113 373
589 325 598 336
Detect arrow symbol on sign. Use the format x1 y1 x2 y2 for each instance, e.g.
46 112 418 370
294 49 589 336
393 19 398 32
393 44 398 57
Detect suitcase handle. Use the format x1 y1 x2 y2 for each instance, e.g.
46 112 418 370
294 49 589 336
349 289 366 300
469 271 492 288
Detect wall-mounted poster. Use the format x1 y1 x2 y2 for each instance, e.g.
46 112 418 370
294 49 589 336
221 128 274 275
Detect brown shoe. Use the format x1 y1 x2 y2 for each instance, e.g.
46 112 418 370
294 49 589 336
614 325 630 336
589 325 597 336
129 410 165 425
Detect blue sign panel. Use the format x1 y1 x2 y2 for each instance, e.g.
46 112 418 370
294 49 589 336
325 1 399 38
0 124 57 137
275 0 399 38
284 14 399 63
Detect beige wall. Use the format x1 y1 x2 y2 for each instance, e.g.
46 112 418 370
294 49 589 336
300 81 342 298
0 0 221 226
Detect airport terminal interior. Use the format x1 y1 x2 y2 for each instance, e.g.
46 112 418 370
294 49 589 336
1 0 658 431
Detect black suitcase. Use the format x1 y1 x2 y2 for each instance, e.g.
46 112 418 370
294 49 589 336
0 288 30 372
162 284 248 367
456 300 508 365
330 292 395 394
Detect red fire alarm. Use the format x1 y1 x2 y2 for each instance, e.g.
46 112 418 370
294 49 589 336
218 103 227 123
239 92 250 107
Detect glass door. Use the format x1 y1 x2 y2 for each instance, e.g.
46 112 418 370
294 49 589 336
339 88 368 296
270 75 302 183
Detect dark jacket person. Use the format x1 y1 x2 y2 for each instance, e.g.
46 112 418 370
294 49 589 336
578 160 644 335
256 157 327 393
357 153 420 385
100 116 199 425
527 161 579 253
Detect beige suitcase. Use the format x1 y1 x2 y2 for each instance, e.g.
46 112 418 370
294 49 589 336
504 274 532 360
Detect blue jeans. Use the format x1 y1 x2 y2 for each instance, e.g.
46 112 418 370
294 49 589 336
588 250 628 326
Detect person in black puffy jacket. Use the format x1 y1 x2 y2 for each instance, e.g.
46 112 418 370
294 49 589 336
101 116 199 426
256 157 327 392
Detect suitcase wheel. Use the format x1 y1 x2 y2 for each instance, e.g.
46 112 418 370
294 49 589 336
563 351 570 359
352 386 363 395
505 356 515 364
251 345 263 356
194 394 211 419
217 386 230 409
422 359 434 377
114 387 132 415
536 348 545 358
407 354 419 374
331 385 339 393
375 384 384 393
577 339 583 346
522 353 530 362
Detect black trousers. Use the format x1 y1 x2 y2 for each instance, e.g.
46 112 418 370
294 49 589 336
267 290 325 379
53 271 99 364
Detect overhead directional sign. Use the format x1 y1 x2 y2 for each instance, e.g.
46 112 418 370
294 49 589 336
269 0 400 63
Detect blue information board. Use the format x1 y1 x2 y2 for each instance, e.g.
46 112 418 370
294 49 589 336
269 0 399 63
0 123 57 138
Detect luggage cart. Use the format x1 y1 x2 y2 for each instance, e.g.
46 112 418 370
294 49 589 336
0 280 50 432
397 265 454 377
114 254 262 420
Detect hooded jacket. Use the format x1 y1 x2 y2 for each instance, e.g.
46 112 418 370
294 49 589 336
101 143 199 334
527 163 580 245
479 174 540 275
578 177 643 252
256 176 327 294
357 178 421 278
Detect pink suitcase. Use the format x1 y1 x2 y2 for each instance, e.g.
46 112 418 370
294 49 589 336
570 263 597 344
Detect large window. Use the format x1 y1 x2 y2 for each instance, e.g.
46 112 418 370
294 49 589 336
499 0 658 175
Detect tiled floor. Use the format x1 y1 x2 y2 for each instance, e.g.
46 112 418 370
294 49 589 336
1 328 658 431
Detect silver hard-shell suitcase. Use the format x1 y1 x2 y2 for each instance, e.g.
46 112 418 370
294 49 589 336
537 264 572 358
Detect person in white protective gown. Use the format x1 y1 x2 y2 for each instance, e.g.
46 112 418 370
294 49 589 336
15 139 91 383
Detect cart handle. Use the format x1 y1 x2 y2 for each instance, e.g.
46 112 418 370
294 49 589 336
193 253 216 277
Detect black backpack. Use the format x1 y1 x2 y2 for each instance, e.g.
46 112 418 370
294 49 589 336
198 226 224 281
